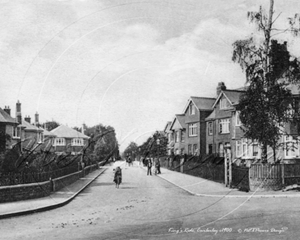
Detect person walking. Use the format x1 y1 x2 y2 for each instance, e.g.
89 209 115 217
113 166 122 188
156 158 161 174
147 158 152 176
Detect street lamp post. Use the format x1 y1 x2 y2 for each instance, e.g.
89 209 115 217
156 138 160 174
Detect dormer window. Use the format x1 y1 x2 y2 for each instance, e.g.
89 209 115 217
12 126 21 139
220 98 230 109
189 104 195 115
38 132 44 143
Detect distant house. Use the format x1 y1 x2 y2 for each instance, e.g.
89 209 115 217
163 121 173 156
0 106 19 152
21 116 44 151
182 96 215 156
170 114 186 155
51 125 90 155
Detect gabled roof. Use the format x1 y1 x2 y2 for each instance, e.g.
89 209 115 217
183 97 215 113
205 110 216 121
0 108 16 124
163 121 172 133
212 89 245 108
41 128 56 137
22 120 43 132
51 125 90 139
170 114 186 130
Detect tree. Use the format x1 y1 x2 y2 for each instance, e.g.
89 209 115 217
84 124 119 163
139 131 168 159
123 142 138 159
232 0 300 162
43 120 60 131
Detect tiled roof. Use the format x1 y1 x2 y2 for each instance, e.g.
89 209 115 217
190 97 216 110
164 121 172 132
41 128 56 137
51 125 89 139
222 90 245 105
0 108 16 123
170 114 186 130
205 110 216 121
176 114 186 128
22 120 42 132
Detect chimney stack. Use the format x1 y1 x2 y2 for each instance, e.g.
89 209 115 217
24 115 31 123
81 124 85 134
16 100 22 124
4 106 11 116
35 112 39 126
216 82 226 96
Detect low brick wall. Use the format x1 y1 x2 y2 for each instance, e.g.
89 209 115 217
0 181 51 203
0 163 101 203
52 171 83 192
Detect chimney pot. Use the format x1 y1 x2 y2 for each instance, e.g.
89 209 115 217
3 106 11 116
216 82 226 96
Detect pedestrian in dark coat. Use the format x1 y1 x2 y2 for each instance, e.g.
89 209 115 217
147 158 152 176
113 166 122 188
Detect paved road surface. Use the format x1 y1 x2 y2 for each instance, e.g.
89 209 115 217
0 161 299 240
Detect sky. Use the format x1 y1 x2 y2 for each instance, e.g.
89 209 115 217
1 0 300 152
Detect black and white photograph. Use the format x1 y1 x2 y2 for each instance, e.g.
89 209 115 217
1 0 300 239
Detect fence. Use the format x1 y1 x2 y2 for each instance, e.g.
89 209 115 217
232 165 249 191
160 155 224 183
0 162 103 186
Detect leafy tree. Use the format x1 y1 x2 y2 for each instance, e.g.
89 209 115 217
43 120 60 131
123 142 138 159
84 124 119 163
232 0 300 162
139 131 168 159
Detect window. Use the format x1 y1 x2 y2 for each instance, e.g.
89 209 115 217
189 104 195 115
181 148 185 155
38 132 44 143
175 131 180 143
12 126 21 138
208 144 213 154
188 145 192 155
181 131 185 142
219 143 224 157
71 138 84 146
188 123 198 137
220 98 230 109
219 119 230 134
241 138 261 158
284 136 300 158
168 133 173 142
208 122 213 135
236 111 241 126
193 144 198 155
236 140 242 158
55 138 65 146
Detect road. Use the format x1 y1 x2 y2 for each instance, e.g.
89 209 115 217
0 161 299 240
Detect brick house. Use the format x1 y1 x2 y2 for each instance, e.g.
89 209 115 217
205 83 245 160
183 96 215 156
205 82 300 164
51 125 89 155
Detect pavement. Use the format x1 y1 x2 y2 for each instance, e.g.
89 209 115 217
1 161 300 220
139 163 300 198
0 166 108 220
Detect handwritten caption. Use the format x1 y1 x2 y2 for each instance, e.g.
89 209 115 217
168 227 288 235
